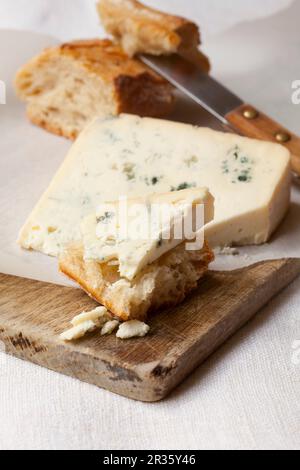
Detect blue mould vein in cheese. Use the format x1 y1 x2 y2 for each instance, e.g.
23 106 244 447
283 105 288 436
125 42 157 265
18 114 291 255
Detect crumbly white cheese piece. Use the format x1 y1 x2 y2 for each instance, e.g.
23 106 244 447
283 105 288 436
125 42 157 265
101 320 120 336
116 320 150 339
18 114 291 254
214 247 240 256
60 320 97 341
61 306 113 341
81 188 214 280
71 306 111 327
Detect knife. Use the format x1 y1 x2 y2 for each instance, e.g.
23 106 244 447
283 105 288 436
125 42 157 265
141 54 300 176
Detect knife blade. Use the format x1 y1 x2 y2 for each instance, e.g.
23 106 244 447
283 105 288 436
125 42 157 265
141 54 242 125
140 54 300 175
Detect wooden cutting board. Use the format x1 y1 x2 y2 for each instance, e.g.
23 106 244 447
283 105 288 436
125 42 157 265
0 258 299 402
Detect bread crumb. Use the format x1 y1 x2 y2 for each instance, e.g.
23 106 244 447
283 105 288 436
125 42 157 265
116 320 150 339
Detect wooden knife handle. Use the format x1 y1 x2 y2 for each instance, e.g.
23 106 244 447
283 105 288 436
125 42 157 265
226 104 300 176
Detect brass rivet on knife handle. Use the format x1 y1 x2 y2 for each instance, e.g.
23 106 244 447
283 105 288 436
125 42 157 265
226 103 300 176
243 108 259 120
275 131 291 143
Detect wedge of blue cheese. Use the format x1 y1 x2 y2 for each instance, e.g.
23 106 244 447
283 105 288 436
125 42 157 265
18 114 291 255
81 188 214 280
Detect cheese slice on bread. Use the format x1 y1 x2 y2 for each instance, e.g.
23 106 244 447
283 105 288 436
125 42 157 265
59 188 214 321
97 0 210 70
14 39 174 140
81 188 214 280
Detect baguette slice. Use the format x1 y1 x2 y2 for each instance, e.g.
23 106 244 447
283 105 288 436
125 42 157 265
97 0 210 71
59 241 214 321
14 39 174 140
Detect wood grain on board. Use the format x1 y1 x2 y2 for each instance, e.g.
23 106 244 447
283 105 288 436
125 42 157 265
0 258 300 402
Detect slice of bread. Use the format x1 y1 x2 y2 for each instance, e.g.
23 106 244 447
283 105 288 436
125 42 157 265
59 241 214 321
14 39 174 140
97 0 210 71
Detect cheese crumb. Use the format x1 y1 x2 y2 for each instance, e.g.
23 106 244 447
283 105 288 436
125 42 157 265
60 308 149 342
101 320 120 336
60 320 96 341
71 306 111 327
116 320 150 339
214 247 240 256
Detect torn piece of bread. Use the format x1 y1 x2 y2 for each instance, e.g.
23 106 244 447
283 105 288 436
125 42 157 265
14 39 174 140
97 0 210 71
59 241 214 322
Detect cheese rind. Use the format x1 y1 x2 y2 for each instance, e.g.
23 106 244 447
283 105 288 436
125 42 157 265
18 114 291 254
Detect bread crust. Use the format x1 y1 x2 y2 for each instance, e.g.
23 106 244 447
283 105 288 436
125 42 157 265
97 0 199 55
15 39 174 139
58 39 171 85
97 0 210 72
59 242 214 321
114 72 173 116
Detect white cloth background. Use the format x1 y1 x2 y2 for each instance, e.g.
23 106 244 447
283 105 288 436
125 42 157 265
0 0 300 450
0 0 294 38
